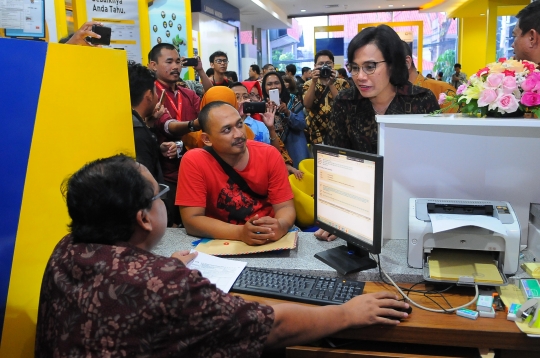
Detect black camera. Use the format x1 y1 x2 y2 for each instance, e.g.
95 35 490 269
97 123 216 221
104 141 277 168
319 64 332 78
242 102 266 114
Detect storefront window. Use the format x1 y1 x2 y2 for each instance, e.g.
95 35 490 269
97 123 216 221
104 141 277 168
269 10 458 80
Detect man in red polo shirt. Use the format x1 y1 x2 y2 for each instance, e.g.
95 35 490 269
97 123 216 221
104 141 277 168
148 43 200 227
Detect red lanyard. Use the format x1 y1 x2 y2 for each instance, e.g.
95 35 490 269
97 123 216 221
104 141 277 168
155 81 183 121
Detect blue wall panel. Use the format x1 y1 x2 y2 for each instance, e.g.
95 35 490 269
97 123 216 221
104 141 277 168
0 38 47 338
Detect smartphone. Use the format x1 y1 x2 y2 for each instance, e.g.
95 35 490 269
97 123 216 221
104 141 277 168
159 90 166 105
269 89 280 105
243 102 266 114
183 58 198 67
86 25 111 45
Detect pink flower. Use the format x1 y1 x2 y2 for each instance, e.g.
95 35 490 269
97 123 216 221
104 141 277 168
485 73 504 89
522 73 540 92
476 66 490 77
456 84 467 95
438 93 446 105
477 89 498 107
498 57 506 63
147 277 164 292
521 92 540 107
496 93 520 113
501 76 518 94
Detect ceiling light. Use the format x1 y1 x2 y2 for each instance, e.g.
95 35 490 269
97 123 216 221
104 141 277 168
389 4 394 7
300 9 306 12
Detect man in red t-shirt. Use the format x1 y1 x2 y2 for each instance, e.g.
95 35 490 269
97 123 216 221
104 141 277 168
176 101 295 245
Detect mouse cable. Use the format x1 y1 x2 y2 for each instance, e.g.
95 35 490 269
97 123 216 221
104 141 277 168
370 253 479 313
374 254 455 312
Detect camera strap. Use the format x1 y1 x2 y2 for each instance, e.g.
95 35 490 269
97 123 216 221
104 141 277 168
203 146 268 200
313 85 331 107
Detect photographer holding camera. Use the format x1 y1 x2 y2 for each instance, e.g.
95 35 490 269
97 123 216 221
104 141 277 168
303 50 350 145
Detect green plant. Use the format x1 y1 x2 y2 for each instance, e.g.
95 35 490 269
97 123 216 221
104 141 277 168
432 49 456 83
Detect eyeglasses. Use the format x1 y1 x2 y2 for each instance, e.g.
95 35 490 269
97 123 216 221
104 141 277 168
347 61 386 76
214 59 229 64
316 61 334 67
249 92 261 100
235 94 250 101
152 184 170 201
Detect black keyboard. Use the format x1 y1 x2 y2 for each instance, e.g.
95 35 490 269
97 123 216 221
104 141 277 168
230 267 365 305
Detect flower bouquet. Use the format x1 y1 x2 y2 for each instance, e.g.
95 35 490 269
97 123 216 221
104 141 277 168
438 58 540 118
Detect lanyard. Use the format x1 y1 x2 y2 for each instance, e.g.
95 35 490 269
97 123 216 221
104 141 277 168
155 81 183 121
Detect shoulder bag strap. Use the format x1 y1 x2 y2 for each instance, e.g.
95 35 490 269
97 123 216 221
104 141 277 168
203 146 268 199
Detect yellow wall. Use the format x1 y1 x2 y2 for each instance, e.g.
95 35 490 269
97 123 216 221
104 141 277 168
455 0 527 77
0 43 134 358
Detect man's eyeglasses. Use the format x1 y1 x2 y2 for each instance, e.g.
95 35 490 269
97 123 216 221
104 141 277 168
152 184 170 201
236 94 250 101
214 59 229 64
347 61 386 76
249 93 261 100
316 61 334 67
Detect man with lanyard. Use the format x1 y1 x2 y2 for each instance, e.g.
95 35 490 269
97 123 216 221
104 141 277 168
148 43 201 227
209 51 230 87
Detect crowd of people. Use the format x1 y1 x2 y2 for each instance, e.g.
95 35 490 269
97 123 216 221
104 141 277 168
35 2 540 355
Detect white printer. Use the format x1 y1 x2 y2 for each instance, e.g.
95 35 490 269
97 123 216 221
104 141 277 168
408 198 521 276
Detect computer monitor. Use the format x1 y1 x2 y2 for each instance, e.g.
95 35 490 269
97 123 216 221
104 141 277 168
314 144 383 275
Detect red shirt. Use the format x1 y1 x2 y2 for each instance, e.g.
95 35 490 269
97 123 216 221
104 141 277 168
154 82 200 182
176 140 293 224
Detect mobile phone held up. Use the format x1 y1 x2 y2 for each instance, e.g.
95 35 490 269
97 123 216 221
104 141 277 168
269 89 280 105
86 25 111 46
243 102 266 114
183 58 198 67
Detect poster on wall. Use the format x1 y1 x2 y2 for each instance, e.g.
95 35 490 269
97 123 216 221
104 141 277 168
3 0 45 39
148 0 188 78
86 0 142 62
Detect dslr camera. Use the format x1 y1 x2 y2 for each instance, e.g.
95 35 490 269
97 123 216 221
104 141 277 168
319 64 332 78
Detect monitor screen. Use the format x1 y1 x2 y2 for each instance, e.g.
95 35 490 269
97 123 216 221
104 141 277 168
314 144 383 275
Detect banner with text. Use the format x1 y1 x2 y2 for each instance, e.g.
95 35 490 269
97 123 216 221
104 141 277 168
86 0 142 62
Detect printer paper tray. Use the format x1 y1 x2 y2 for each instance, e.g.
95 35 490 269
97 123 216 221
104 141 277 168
422 256 508 287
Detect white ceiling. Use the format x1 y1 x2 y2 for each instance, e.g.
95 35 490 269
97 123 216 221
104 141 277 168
223 0 455 30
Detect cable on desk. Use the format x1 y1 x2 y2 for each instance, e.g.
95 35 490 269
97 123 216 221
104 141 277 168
372 253 479 313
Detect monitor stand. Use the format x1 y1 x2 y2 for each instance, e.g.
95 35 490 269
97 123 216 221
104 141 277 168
315 243 377 275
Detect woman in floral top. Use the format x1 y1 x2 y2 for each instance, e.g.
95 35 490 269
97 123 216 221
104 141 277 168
35 155 409 357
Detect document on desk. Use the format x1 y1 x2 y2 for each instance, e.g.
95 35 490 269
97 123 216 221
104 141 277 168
428 213 507 235
186 251 246 293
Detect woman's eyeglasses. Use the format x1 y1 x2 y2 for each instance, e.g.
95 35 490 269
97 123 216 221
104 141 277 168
347 61 386 76
249 93 261 100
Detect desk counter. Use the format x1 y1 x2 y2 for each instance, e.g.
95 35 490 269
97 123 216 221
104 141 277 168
152 229 530 283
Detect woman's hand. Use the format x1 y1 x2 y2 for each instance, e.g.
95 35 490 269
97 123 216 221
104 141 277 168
262 102 276 129
278 102 291 117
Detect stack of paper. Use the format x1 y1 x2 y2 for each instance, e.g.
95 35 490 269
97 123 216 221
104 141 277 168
428 249 504 284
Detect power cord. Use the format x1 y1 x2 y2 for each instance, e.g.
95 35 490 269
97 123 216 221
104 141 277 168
371 253 479 313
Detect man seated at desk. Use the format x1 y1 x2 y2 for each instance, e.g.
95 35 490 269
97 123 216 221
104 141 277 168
35 154 409 356
176 101 296 245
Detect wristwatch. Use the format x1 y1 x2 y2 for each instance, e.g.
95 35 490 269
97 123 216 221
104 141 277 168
188 120 195 132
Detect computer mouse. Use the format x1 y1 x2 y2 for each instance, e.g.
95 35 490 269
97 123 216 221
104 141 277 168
383 305 412 320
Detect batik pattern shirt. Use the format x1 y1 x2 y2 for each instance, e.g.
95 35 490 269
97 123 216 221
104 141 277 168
35 235 275 358
325 83 440 153
303 78 350 144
